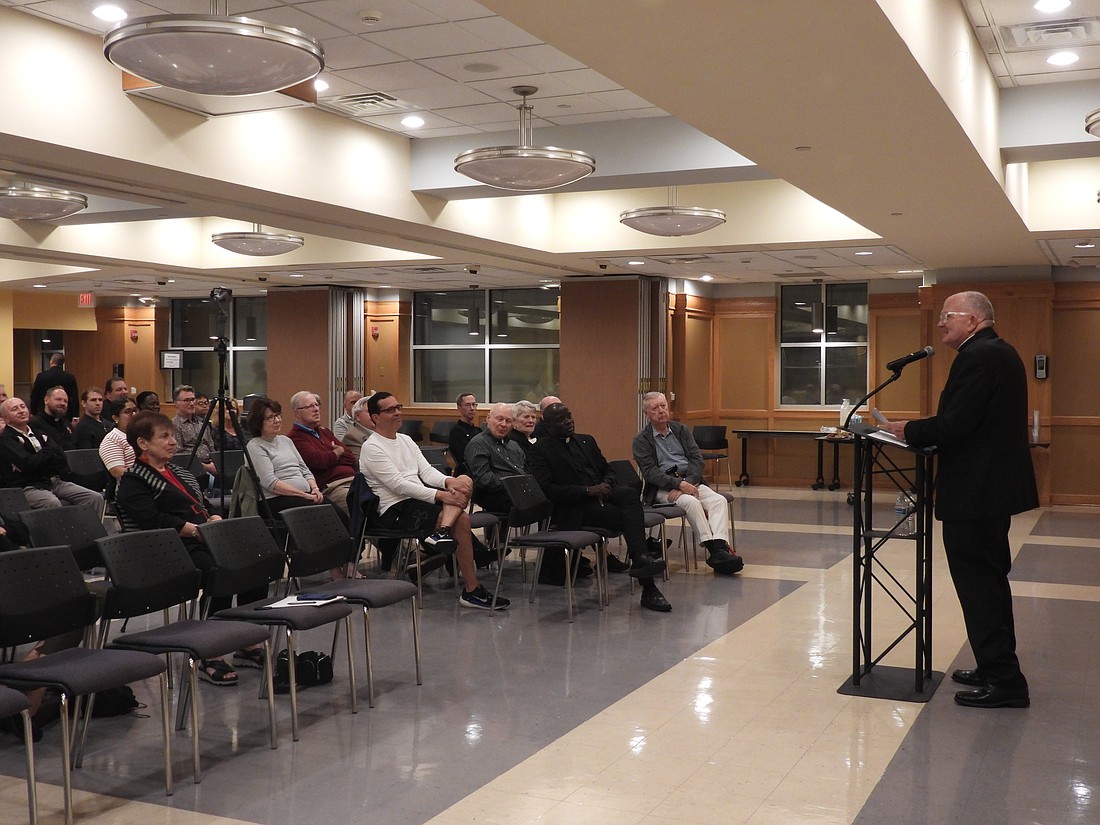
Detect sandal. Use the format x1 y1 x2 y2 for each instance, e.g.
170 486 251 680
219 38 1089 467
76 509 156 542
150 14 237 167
198 659 239 686
232 648 265 670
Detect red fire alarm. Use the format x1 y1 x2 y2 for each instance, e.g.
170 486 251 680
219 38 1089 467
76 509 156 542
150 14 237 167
371 325 379 339
130 328 139 342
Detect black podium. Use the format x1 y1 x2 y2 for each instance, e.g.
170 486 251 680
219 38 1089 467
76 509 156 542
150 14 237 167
837 424 944 702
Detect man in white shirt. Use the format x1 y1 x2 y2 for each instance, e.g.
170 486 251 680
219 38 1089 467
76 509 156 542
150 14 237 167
359 391 508 611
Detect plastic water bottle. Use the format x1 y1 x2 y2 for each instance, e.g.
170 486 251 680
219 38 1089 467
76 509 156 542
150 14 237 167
840 398 851 427
894 492 912 536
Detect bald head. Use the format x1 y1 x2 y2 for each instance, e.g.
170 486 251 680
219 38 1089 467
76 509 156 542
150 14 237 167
539 395 561 411
486 402 514 438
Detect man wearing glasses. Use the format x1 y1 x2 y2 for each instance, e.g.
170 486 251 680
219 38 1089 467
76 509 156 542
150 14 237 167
884 291 1037 709
287 390 358 516
172 384 217 482
359 392 509 610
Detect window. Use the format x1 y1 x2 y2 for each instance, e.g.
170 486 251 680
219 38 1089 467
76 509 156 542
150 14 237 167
412 287 560 403
779 283 868 406
169 295 267 398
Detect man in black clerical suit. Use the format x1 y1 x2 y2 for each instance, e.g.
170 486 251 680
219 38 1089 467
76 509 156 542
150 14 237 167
528 403 670 612
885 291 1037 709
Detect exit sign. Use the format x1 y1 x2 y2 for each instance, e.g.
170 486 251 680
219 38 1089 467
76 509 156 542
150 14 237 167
77 292 95 308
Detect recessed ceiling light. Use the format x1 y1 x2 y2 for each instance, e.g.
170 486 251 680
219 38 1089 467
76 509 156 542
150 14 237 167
93 5 127 22
314 78 329 93
1047 51 1079 66
32 284 47 288
896 269 924 274
1075 241 1095 248
1034 0 1071 13
627 260 645 266
700 274 714 282
538 279 554 283
377 284 393 289
288 273 304 278
41 338 51 343
401 115 425 128
463 62 500 74
854 251 873 256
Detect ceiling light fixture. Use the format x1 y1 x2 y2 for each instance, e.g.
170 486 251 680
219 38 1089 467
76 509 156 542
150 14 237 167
212 224 304 256
620 187 726 236
1075 241 1096 248
1047 50 1079 66
811 302 825 335
103 1 324 96
402 115 425 128
454 85 595 191
0 183 88 221
1034 0 1071 13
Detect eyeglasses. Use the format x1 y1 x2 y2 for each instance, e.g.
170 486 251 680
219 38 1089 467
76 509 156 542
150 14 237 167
263 413 282 421
177 397 196 403
938 311 972 323
295 403 320 411
377 404 403 414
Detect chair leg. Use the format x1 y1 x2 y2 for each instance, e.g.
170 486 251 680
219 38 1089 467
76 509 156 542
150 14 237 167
563 547 574 623
411 599 422 686
188 658 201 783
59 694 73 825
159 672 173 797
361 608 375 709
343 616 357 715
176 655 192 731
262 640 277 750
529 548 545 603
21 707 37 825
286 630 300 742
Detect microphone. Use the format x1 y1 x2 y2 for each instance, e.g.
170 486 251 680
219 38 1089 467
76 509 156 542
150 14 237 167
886 346 934 373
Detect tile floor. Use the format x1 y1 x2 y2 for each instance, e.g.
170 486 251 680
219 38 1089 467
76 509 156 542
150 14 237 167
1 486 1096 825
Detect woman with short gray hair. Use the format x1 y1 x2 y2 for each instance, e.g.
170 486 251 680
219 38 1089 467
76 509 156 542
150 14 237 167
509 399 539 455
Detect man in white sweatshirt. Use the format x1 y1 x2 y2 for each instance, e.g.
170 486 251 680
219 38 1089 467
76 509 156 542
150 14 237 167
358 391 509 611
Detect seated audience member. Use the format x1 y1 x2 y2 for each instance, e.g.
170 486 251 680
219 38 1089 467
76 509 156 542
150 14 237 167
32 386 74 451
0 397 104 510
104 376 129 406
246 397 352 577
135 390 161 412
531 395 561 440
341 395 375 459
99 397 138 488
360 392 509 610
73 387 113 449
632 391 743 575
194 392 211 420
116 411 264 684
447 392 480 476
509 400 539 455
0 383 8 403
210 399 248 451
172 385 217 481
529 403 670 611
331 390 363 442
287 390 357 514
467 402 526 515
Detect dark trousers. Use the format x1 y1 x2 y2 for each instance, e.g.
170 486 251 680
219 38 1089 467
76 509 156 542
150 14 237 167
574 486 648 559
942 518 1027 690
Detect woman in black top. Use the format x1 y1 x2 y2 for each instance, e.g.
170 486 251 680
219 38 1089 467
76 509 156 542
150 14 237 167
117 412 264 684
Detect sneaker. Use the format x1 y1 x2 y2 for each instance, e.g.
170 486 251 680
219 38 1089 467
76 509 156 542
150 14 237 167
459 585 510 610
421 528 458 555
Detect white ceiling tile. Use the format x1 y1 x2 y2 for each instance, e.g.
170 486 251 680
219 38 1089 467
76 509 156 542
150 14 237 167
547 68 620 94
407 0 494 23
339 60 449 92
367 21 497 59
240 4 347 38
505 44 586 73
397 84 497 109
295 0 443 33
321 34 405 70
455 15 541 48
417 51 539 83
590 88 659 111
431 100 520 125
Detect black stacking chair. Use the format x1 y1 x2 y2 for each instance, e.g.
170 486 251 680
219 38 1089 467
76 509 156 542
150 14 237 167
64 449 111 518
196 516 357 742
0 546 170 825
94 529 278 783
428 420 452 445
0 684 36 824
692 425 733 489
20 504 106 572
607 459 688 577
398 419 424 442
500 475 603 622
0 487 32 546
419 445 450 475
279 505 421 708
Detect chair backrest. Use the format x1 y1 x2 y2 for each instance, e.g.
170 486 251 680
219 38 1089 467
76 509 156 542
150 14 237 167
692 425 729 450
428 421 452 444
419 445 449 474
20 503 107 570
96 529 203 620
241 394 262 415
210 450 246 483
607 459 642 492
0 487 32 546
196 516 287 599
501 474 553 530
65 448 111 491
398 419 423 442
279 504 351 578
0 545 97 647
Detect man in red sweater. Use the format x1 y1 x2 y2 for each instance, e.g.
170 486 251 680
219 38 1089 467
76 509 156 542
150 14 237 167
287 390 357 515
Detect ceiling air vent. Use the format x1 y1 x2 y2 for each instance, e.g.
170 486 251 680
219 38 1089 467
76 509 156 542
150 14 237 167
317 92 403 117
1002 18 1100 51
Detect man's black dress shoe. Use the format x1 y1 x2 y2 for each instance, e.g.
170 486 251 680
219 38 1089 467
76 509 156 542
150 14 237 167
640 587 671 613
951 668 988 687
954 685 1030 709
628 554 667 579
605 554 630 574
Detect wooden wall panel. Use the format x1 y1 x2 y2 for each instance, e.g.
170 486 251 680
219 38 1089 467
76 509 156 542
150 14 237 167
717 315 771 412
682 313 712 414
871 310 922 416
267 289 331 433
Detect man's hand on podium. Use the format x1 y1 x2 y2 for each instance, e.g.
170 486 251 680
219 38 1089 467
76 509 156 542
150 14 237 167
882 421 908 441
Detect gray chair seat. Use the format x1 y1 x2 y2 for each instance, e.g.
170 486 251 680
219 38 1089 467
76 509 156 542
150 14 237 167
317 577 419 608
0 646 165 697
215 597 354 631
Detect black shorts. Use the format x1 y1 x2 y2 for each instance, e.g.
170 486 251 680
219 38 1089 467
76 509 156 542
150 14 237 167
377 498 440 536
